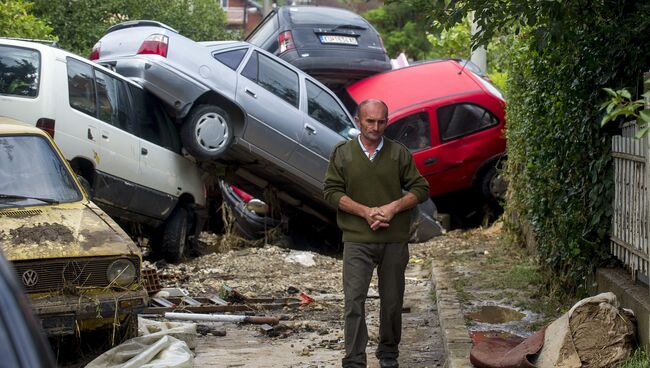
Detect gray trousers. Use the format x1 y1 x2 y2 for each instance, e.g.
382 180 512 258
342 242 409 368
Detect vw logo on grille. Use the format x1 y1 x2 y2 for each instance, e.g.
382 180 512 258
22 270 38 287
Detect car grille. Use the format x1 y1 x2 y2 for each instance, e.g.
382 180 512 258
0 209 43 218
12 256 140 293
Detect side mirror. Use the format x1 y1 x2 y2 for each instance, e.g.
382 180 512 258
347 128 360 139
77 175 94 200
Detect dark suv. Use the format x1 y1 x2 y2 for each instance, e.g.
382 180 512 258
246 6 391 89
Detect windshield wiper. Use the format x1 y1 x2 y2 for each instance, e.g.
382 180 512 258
0 194 59 204
331 24 367 31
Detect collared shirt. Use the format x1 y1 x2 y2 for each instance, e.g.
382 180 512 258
358 135 384 161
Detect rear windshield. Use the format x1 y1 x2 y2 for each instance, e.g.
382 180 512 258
0 45 40 98
287 7 367 26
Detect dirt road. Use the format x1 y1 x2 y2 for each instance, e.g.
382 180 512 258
153 235 446 367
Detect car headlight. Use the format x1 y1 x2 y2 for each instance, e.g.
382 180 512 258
106 259 137 287
245 198 269 216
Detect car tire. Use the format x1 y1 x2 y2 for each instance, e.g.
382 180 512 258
161 207 189 263
480 164 507 203
181 105 233 160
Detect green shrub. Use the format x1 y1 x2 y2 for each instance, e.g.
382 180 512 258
504 1 650 292
618 348 649 368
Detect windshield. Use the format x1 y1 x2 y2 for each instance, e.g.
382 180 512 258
0 135 82 208
288 7 368 26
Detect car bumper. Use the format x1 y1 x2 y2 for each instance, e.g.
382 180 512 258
110 57 209 118
220 182 281 240
286 54 391 82
30 288 149 336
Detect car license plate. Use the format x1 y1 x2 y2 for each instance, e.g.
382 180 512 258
319 35 358 45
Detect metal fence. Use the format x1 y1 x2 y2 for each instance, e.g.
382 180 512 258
611 122 650 287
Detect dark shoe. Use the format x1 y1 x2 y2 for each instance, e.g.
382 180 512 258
379 358 399 368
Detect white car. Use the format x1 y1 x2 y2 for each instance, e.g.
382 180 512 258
0 38 206 262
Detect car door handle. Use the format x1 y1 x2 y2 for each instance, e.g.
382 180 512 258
141 147 148 155
424 157 437 165
101 132 109 139
305 124 317 135
245 87 257 98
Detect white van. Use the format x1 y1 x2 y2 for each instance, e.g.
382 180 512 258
0 38 206 262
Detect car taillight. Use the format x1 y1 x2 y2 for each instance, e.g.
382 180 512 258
278 31 295 54
89 41 101 60
231 185 253 203
36 118 55 138
137 34 169 57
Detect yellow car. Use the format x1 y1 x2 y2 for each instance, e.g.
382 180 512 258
0 118 148 339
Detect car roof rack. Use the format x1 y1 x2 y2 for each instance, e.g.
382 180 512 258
105 20 178 35
0 37 60 48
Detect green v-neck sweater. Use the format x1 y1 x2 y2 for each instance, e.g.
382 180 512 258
323 138 429 243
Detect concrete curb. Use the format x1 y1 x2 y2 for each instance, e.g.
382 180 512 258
431 259 473 368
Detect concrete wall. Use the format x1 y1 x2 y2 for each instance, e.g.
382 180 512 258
597 267 650 351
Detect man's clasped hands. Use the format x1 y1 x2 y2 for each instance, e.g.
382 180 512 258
364 203 397 231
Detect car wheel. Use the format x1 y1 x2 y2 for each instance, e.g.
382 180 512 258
161 207 189 263
480 165 507 202
181 105 233 160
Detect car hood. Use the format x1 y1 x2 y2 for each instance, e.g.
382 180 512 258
0 202 140 261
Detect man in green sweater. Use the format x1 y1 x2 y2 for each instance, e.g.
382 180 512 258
323 99 429 368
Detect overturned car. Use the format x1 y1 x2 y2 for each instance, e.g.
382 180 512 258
0 119 148 339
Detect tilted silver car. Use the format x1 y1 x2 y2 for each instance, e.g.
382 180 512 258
92 20 359 216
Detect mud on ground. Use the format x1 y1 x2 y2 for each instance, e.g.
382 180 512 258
146 232 446 367
426 222 566 339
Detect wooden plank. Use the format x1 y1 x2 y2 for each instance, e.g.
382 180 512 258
609 236 647 260
612 151 645 163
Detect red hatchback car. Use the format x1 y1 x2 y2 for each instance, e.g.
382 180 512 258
344 60 507 203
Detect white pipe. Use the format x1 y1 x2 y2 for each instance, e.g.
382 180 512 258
164 312 279 325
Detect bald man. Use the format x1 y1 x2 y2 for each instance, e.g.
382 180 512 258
324 99 429 368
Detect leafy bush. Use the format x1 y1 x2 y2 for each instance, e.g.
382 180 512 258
30 0 232 56
503 1 650 293
0 0 54 40
408 0 650 292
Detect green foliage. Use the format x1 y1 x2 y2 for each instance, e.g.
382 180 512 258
617 348 649 368
600 86 650 138
504 2 650 293
416 0 650 292
0 0 55 40
365 3 513 76
363 3 432 59
30 0 232 56
426 19 471 60
487 71 507 92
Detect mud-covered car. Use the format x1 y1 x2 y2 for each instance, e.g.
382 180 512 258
0 119 148 339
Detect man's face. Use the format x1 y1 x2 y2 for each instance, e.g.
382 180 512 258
355 102 388 144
